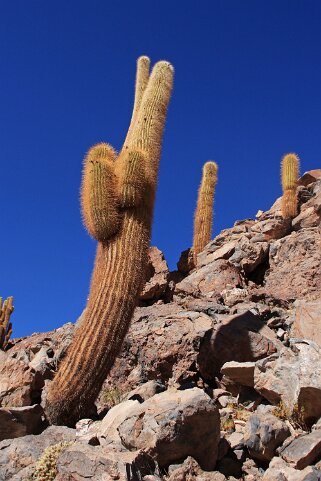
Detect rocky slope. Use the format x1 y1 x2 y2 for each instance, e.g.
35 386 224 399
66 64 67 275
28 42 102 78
0 170 321 481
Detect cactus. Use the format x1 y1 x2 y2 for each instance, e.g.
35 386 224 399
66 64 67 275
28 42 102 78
192 161 218 264
0 296 13 350
45 56 173 426
32 442 72 481
281 153 300 218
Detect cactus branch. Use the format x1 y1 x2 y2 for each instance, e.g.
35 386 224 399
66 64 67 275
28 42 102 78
281 153 300 219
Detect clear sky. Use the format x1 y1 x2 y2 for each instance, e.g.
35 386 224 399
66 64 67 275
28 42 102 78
1 1 321 337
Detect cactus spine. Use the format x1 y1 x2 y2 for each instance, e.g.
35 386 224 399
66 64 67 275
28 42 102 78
45 57 173 426
0 297 13 350
192 161 218 264
281 153 300 218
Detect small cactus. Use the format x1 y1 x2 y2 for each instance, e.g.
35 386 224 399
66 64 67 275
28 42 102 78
192 161 218 264
32 442 72 481
0 296 13 350
281 153 300 218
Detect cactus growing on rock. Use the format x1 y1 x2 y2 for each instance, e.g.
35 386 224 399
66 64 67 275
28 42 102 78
281 153 300 219
192 161 218 264
0 296 13 350
45 56 174 426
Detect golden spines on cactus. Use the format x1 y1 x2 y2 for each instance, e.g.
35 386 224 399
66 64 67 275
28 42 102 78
0 296 14 350
45 56 173 426
81 143 120 241
192 161 218 264
281 153 300 218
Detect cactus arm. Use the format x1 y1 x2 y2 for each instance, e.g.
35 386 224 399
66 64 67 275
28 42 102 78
193 161 218 264
281 153 300 218
81 143 121 241
45 58 173 426
116 149 147 208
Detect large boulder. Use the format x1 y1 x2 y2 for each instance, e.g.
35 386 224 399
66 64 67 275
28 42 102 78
292 299 321 348
254 340 321 424
244 412 291 462
198 310 282 380
263 228 321 302
279 430 321 470
99 388 220 470
0 404 44 441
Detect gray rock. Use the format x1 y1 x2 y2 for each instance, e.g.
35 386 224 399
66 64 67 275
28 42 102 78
279 430 321 469
262 457 321 481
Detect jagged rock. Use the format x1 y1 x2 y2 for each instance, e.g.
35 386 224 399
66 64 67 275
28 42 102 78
254 340 321 424
0 425 76 480
228 237 269 274
299 170 321 187
102 303 214 397
244 412 291 462
221 361 255 387
279 430 321 469
263 228 321 302
140 247 170 301
175 259 243 300
263 456 321 481
0 404 44 441
292 299 321 348
125 380 166 402
0 323 75 407
116 388 220 470
177 248 195 274
167 457 226 481
56 444 156 481
198 311 282 380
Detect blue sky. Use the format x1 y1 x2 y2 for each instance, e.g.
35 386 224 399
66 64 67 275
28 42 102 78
1 1 321 337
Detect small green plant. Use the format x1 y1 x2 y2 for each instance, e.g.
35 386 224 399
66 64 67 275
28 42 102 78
273 401 307 431
31 441 72 481
101 387 125 408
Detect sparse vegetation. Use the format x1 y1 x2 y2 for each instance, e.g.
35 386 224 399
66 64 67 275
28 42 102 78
31 442 72 481
273 401 307 431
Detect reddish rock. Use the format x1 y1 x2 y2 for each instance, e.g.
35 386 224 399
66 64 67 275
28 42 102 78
280 430 321 469
221 361 255 387
140 247 170 301
262 457 320 481
292 299 321 348
0 404 44 441
175 259 243 300
263 228 321 301
177 248 195 274
299 170 321 187
198 311 282 380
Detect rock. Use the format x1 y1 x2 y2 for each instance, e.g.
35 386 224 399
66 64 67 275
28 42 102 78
115 388 220 470
167 457 226 481
292 299 321 348
177 248 195 274
244 412 291 461
56 443 156 481
103 303 214 396
0 425 76 480
175 259 243 300
198 241 237 266
0 404 44 441
0 323 75 408
198 311 282 380
263 457 321 481
140 247 170 302
221 361 255 387
264 228 321 302
279 430 321 469
228 237 269 274
125 380 166 402
254 340 321 424
299 170 321 187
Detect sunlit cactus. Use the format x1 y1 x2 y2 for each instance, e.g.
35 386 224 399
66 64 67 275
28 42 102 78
281 153 300 218
45 56 174 426
192 161 218 264
0 296 14 350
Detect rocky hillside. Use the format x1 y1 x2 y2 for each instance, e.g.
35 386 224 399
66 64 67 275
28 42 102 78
1 170 321 481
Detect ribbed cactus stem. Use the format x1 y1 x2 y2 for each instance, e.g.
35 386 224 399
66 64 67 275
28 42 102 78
0 296 14 350
45 57 173 426
281 153 300 219
192 161 218 264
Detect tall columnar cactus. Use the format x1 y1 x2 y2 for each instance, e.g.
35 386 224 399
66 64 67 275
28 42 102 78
281 153 300 219
45 56 174 426
0 296 13 350
192 161 218 264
